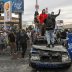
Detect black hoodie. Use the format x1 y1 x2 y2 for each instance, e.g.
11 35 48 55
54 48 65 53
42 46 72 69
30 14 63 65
19 32 29 44
44 10 60 30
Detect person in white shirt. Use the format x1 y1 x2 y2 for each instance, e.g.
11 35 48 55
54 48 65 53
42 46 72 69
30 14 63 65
27 30 31 39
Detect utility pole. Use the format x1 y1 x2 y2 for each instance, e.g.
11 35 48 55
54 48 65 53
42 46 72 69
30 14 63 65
35 0 39 11
19 13 22 29
0 1 1 16
36 0 38 11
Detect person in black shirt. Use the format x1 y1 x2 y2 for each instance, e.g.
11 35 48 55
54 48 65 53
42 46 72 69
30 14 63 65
8 32 15 42
16 29 21 51
19 29 29 58
44 9 61 48
8 31 16 55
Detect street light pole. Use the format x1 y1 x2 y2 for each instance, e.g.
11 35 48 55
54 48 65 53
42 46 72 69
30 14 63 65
19 13 22 29
36 0 38 11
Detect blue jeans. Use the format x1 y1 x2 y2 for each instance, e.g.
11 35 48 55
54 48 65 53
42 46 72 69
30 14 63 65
34 27 41 33
45 30 54 45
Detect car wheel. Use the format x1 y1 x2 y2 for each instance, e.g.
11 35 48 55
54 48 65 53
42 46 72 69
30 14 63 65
66 64 71 69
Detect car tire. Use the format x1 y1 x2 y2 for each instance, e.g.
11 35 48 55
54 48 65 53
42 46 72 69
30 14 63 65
66 64 71 69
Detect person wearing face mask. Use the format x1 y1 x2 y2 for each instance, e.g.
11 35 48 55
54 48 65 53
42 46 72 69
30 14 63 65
39 9 48 36
19 29 29 58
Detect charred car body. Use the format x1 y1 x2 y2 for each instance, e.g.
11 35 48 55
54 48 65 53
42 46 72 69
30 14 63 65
29 36 71 69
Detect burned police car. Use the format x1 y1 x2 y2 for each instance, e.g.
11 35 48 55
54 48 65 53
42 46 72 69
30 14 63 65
29 36 71 69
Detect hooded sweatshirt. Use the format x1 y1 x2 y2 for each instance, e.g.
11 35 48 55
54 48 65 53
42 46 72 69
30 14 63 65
39 10 48 24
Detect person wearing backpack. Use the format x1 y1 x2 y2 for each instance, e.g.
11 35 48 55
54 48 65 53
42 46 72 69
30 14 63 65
44 9 61 48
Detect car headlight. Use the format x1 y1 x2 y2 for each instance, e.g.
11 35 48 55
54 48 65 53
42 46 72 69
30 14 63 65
62 55 69 62
31 54 40 61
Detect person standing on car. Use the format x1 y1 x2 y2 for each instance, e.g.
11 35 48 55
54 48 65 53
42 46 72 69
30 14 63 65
44 9 61 48
34 11 40 24
19 29 29 58
39 9 48 36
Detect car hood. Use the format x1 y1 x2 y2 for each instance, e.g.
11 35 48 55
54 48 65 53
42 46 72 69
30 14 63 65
32 45 67 52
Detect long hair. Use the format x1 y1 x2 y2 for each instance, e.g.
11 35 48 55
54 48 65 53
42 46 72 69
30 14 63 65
42 9 45 14
35 11 39 17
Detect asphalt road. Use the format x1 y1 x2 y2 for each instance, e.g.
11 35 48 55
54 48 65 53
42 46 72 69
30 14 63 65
0 41 72 72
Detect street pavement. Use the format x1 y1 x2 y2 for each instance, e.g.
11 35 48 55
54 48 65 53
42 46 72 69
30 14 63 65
0 41 72 72
0 41 32 72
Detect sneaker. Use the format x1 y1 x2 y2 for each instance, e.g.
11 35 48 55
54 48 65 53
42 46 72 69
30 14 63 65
46 44 50 48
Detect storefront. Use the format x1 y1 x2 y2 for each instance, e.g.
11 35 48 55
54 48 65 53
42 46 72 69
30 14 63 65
0 16 19 33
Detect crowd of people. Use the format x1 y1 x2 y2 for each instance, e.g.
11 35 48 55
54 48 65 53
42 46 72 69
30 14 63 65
0 26 71 59
55 29 70 47
34 9 61 47
0 8 72 59
0 28 32 58
34 8 72 48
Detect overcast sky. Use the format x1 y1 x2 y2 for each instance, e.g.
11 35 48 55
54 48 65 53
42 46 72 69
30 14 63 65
22 0 72 24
